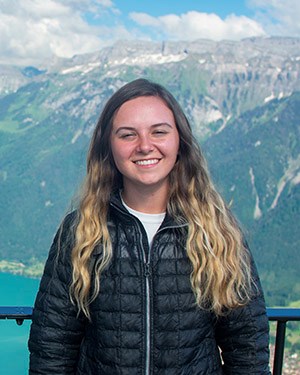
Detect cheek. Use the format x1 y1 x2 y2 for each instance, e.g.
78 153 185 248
110 139 121 167
111 140 130 169
111 148 121 168
169 135 180 158
160 132 180 154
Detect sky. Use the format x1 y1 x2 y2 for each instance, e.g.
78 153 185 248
1 0 300 66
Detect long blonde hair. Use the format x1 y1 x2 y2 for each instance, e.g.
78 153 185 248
70 78 253 318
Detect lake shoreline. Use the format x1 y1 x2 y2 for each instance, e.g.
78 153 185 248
0 260 43 279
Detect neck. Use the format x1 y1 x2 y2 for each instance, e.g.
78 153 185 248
122 184 168 214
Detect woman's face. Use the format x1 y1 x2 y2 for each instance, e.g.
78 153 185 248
110 96 180 195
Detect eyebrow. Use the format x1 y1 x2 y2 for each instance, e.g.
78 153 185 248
114 122 173 134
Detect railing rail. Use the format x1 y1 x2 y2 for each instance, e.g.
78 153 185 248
1 306 300 375
0 306 33 325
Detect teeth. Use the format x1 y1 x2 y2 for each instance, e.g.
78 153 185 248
135 159 159 166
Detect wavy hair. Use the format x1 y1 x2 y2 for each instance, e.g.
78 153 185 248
70 78 253 318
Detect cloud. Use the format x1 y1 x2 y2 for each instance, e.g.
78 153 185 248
1 0 299 66
248 0 300 36
129 11 266 41
0 0 117 66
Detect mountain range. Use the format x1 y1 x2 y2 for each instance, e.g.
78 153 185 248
0 36 299 307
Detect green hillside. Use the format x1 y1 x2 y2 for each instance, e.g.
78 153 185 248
203 93 300 306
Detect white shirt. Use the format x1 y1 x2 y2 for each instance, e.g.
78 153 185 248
121 198 165 246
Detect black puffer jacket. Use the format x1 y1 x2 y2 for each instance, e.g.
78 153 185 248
29 194 271 374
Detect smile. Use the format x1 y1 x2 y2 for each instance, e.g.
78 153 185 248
134 159 160 166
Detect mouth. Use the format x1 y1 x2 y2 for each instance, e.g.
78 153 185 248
134 158 160 166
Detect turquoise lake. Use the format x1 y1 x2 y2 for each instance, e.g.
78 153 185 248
0 273 40 374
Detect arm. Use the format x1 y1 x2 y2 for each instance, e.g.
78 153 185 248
215 258 271 374
28 213 87 374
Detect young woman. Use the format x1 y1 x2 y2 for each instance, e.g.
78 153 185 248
29 78 271 374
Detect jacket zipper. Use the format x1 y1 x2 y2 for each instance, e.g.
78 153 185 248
142 225 186 375
144 262 151 375
137 225 151 375
142 224 187 375
110 202 188 375
110 203 152 374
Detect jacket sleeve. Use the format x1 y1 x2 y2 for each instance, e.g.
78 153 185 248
215 254 271 374
28 213 87 374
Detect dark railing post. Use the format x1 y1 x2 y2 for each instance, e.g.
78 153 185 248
273 321 287 375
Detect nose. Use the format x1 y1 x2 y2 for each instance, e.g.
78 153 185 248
136 134 154 154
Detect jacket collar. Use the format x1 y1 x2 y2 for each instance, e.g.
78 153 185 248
92 192 188 256
109 190 188 229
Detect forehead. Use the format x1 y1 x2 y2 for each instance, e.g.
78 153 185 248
113 96 175 127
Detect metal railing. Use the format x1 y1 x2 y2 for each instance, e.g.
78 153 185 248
267 308 300 375
0 306 33 325
1 306 300 375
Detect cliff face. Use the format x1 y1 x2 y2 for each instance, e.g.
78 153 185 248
0 37 299 305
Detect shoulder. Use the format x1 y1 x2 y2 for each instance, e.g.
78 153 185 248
52 211 78 245
60 210 78 234
45 211 78 269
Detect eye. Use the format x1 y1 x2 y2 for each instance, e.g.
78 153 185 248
153 129 168 136
119 132 136 139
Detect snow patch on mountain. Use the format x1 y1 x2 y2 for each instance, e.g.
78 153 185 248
108 53 187 67
255 140 261 147
270 155 300 209
61 62 101 75
59 46 189 74
291 172 300 185
216 115 231 134
264 93 275 103
249 167 262 220
71 129 82 144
